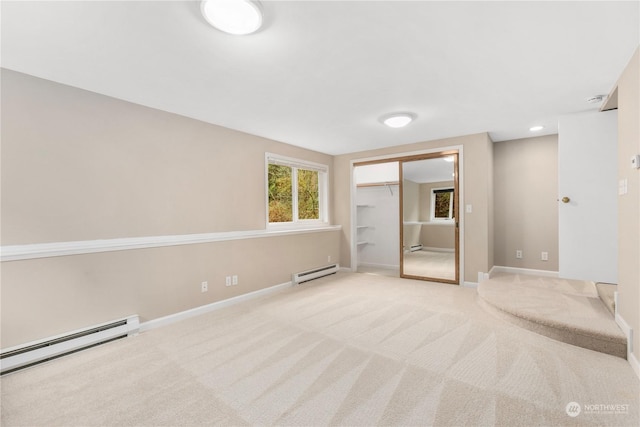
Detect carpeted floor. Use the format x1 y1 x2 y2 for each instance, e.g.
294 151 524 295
1 272 638 426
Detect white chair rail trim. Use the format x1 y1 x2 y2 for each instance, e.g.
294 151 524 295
1 225 342 262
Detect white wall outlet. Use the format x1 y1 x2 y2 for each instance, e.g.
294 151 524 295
619 179 628 195
225 276 231 287
465 204 473 213
232 275 238 286
618 178 629 196
201 281 208 292
516 250 523 259
541 251 549 261
631 154 640 169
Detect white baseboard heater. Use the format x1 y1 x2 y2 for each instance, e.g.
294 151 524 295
293 264 339 285
410 244 423 252
0 315 139 375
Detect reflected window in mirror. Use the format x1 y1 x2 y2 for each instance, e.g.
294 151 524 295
431 188 454 221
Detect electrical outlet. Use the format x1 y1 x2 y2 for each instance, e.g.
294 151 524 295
225 276 231 287
232 275 238 286
201 281 208 292
516 250 523 259
541 251 549 261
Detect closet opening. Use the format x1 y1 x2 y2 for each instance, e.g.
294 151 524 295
353 161 400 277
351 149 461 284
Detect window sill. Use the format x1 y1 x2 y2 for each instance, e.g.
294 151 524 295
403 221 455 226
265 223 341 234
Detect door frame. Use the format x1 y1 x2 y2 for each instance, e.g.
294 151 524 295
350 145 464 284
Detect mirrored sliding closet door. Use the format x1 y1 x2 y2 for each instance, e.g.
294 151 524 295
400 152 459 283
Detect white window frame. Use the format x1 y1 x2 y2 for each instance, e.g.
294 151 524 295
266 153 329 229
430 187 454 221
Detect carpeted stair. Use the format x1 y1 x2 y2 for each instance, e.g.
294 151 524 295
478 274 627 359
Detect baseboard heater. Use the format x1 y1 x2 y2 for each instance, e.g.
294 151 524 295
0 315 139 375
293 263 339 285
410 244 423 252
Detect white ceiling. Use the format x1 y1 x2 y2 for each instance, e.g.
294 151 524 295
2 1 639 155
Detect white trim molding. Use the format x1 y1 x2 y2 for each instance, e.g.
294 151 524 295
615 312 639 379
1 225 342 262
140 281 292 332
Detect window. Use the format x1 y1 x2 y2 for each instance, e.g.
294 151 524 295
431 187 454 221
266 154 328 226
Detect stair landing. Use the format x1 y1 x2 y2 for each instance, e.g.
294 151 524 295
477 273 626 359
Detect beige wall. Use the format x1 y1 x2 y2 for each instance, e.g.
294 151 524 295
335 133 494 283
420 224 455 250
1 70 333 244
493 135 559 271
403 179 420 222
615 47 640 364
1 70 340 348
1 231 340 347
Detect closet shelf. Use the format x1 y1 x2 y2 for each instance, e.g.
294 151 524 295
356 204 375 208
357 225 374 229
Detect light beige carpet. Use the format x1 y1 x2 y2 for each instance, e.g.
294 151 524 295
478 274 627 358
1 272 638 426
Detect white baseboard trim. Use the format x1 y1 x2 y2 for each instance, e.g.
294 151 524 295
489 266 559 278
140 281 292 332
462 281 478 288
357 262 399 270
629 352 640 381
615 312 639 379
1 225 342 262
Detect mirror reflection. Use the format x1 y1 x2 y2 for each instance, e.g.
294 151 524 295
402 155 458 282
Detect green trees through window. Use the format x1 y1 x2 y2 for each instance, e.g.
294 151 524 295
297 169 319 220
268 164 293 222
268 159 323 224
432 188 454 220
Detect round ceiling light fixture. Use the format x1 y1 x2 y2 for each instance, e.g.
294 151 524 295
201 0 263 35
380 112 416 128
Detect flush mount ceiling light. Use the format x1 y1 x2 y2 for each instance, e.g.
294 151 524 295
201 0 263 35
529 125 544 132
380 112 416 128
